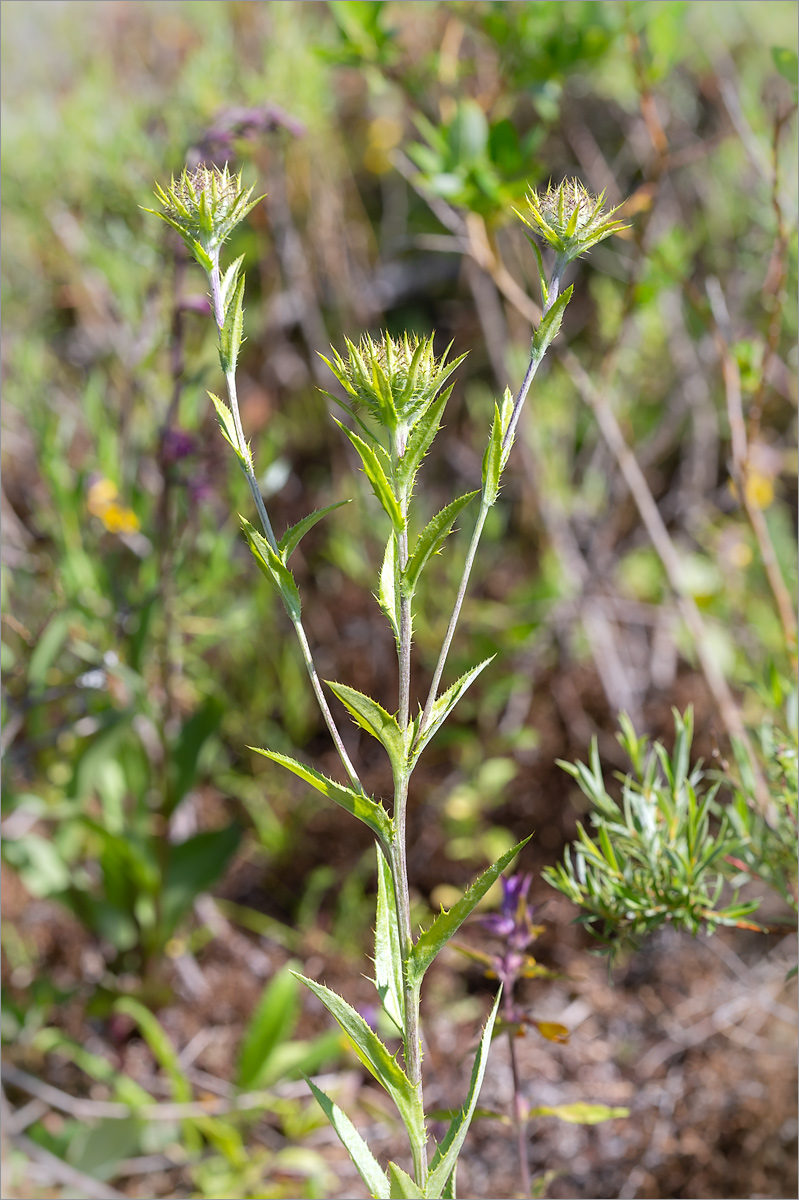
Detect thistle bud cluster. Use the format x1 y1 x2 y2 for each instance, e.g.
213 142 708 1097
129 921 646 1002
516 177 629 265
145 163 264 271
321 332 466 438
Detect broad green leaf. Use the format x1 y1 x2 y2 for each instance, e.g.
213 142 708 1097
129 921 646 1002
425 991 502 1199
168 695 223 816
442 1166 457 1200
533 285 573 357
219 272 246 374
527 1102 629 1125
772 46 798 84
377 533 401 648
401 492 479 598
334 419 405 532
237 965 300 1090
306 1077 390 1200
278 501 350 560
409 838 532 987
219 254 245 316
294 974 418 1129
412 658 494 763
388 1162 426 1199
482 404 504 505
162 824 241 937
326 681 406 771
396 387 451 494
241 517 302 621
374 848 404 1032
252 749 392 847
208 391 243 459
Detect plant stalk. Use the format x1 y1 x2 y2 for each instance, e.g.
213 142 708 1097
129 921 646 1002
415 257 565 746
208 252 363 795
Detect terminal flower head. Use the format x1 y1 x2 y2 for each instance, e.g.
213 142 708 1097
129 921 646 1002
516 178 629 264
146 163 264 270
321 331 466 436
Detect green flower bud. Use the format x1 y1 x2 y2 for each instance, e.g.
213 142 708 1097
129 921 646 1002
321 332 466 435
516 178 629 264
146 163 264 270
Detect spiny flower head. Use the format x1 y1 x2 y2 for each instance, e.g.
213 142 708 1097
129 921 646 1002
516 178 629 264
146 163 264 270
321 332 466 436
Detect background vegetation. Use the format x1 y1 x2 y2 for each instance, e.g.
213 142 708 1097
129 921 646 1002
1 3 796 1198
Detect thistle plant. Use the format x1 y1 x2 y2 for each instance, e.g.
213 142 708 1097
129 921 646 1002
148 168 627 1199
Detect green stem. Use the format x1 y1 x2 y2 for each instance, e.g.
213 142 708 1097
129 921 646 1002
208 253 363 795
415 256 566 747
391 472 427 1185
391 774 427 1187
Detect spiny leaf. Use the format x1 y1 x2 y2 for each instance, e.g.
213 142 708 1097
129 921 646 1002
278 501 351 560
241 517 301 621
374 848 404 1032
401 492 479 599
306 1078 390 1200
532 285 573 357
482 403 504 505
412 658 495 764
409 837 532 987
388 1162 426 1198
396 386 452 494
376 533 401 648
425 990 502 1199
219 253 245 317
334 419 405 532
326 681 406 773
294 975 419 1129
252 749 392 848
208 391 244 461
219 272 246 374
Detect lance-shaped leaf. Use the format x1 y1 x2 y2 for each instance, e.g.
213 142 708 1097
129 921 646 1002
532 285 573 358
294 975 419 1130
219 253 245 318
442 1166 457 1200
278 501 351 561
377 533 401 649
374 847 404 1033
482 403 504 506
408 838 532 988
241 517 301 621
401 492 479 599
411 658 494 764
425 990 502 1199
219 273 246 373
208 392 245 462
396 386 452 494
388 1163 426 1199
334 419 405 532
306 1077 389 1200
252 749 392 849
326 681 406 772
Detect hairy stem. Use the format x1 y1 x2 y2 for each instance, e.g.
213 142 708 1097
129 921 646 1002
391 778 427 1186
208 252 363 794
